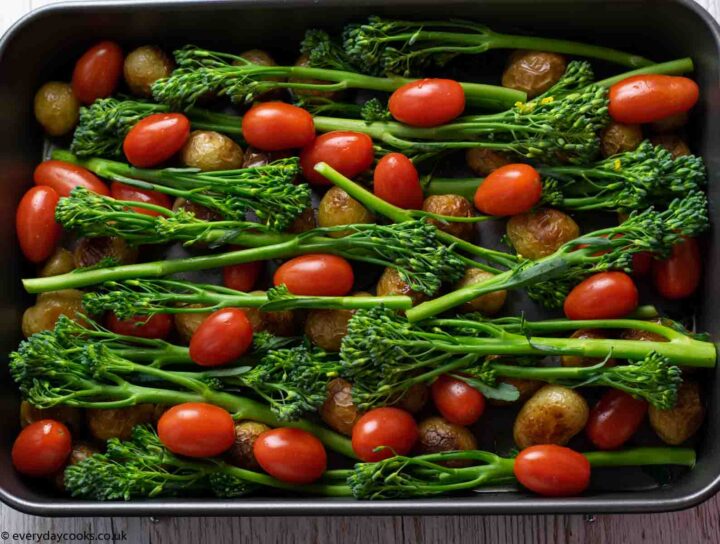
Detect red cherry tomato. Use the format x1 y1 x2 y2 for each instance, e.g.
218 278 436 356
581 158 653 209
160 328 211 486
16 186 61 263
33 160 109 197
71 41 124 104
373 153 424 210
564 271 639 320
223 261 263 292
388 78 465 127
106 313 173 339
158 403 235 458
608 75 699 124
242 102 315 151
586 390 648 450
189 308 254 367
652 237 701 300
12 419 72 477
632 251 653 277
351 407 418 462
110 181 172 217
300 131 374 186
123 113 191 168
473 164 542 216
253 428 327 484
430 374 486 426
274 254 354 296
514 445 591 497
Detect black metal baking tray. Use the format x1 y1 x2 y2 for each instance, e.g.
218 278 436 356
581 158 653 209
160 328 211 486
0 0 718 516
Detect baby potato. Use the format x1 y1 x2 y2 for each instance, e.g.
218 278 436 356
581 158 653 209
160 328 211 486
502 50 567 98
289 54 340 99
649 133 691 158
620 323 668 343
34 82 80 136
376 267 428 306
465 148 511 176
487 376 544 407
319 378 360 436
22 289 86 337
318 186 374 238
305 309 353 352
416 416 477 467
506 208 580 260
242 147 272 168
123 45 175 97
422 194 474 241
454 269 507 315
174 305 212 343
286 207 317 234
228 420 271 470
238 49 278 67
20 400 84 436
649 112 688 133
87 404 158 441
241 290 297 336
172 197 223 222
52 442 100 491
561 329 617 368
600 121 643 157
180 130 244 172
649 381 704 445
513 385 589 449
39 248 75 277
392 383 429 414
74 236 138 269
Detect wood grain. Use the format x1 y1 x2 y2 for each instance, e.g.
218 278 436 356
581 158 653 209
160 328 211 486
1 0 718 542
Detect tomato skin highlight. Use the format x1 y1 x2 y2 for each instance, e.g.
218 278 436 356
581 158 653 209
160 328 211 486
158 403 235 458
223 261 263 292
389 78 465 127
431 374 486 426
373 153 424 210
110 181 172 217
16 186 62 263
12 419 72 477
351 407 418 462
253 428 327 484
473 164 542 216
34 160 109 197
274 254 354 296
564 271 639 320
300 131 374 186
652 237 701 300
608 75 699 124
106 313 173 340
514 445 590 497
123 113 191 168
242 102 315 151
72 41 124 104
586 390 648 450
189 308 254 367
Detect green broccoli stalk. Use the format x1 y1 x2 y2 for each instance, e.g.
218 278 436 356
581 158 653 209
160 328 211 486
340 16 655 76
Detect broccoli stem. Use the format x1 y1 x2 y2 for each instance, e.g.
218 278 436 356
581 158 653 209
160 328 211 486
595 58 694 87
220 464 353 496
583 447 695 468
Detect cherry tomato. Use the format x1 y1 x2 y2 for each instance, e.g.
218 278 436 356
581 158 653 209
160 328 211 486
253 428 327 484
123 113 191 168
12 419 72 477
106 313 173 339
300 131 374 186
71 41 124 104
652 237 701 299
473 164 542 216
351 407 418 462
158 403 235 458
388 78 465 127
274 254 354 296
373 153 424 210
564 271 639 320
110 181 172 217
223 261 263 292
632 251 653 277
242 102 315 151
33 160 109 197
189 308 254 367
16 186 61 263
586 390 648 450
514 445 591 497
609 75 699 124
430 374 485 426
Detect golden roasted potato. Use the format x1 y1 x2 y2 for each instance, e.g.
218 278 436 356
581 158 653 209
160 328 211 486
52 442 100 491
506 208 580 260
561 329 617 368
33 82 79 136
304 309 353 352
20 401 84 436
172 197 223 222
241 290 297 336
416 416 477 467
39 248 75 277
22 289 86 337
123 45 175 97
600 122 643 157
513 385 589 448
242 147 272 168
318 187 374 238
180 130 244 171
392 383 429 414
174 305 212 343
649 133 691 158
620 324 668 343
649 381 704 445
239 49 278 67
649 112 688 133
74 236 138 269
286 207 317 234
422 194 474 241
487 376 544 407
376 267 428 306
86 405 158 441
502 50 567 98
319 378 360 436
465 148 511 177
454 269 507 315
228 421 271 470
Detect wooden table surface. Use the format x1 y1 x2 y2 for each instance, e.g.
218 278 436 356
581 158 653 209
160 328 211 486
3 0 720 542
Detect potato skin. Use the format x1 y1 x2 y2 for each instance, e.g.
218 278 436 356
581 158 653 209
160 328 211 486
286 207 317 234
305 309 353 352
561 329 617 368
376 267 428 306
422 194 474 241
242 147 272 168
620 324 668 343
180 130 244 172
22 289 86 337
20 401 84 436
465 148 511 177
506 208 580 260
228 421 271 470
649 381 704 445
123 45 174 97
241 290 297 336
34 82 80 136
455 269 507 315
600 122 643 158
318 187 374 238
416 416 477 467
502 50 567 98
52 442 100 491
513 385 589 448
239 49 277 67
649 133 691 158
39 248 75 277
649 112 688 133
487 376 543 407
87 405 158 441
172 197 223 222
319 378 360 436
174 305 211 343
74 236 138 269
392 383 429 414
